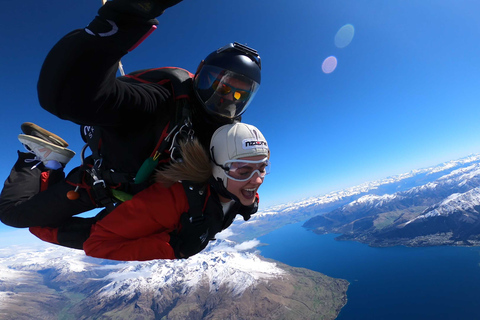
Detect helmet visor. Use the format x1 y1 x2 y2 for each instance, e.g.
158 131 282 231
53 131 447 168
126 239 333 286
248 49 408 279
195 65 260 119
222 158 270 182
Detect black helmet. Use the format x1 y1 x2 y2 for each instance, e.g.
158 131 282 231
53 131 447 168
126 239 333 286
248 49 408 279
194 42 261 120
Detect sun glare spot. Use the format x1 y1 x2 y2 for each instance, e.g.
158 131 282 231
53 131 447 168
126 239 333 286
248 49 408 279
335 24 355 48
322 56 338 74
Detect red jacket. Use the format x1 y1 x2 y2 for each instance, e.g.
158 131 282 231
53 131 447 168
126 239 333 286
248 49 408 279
84 183 189 261
30 181 259 261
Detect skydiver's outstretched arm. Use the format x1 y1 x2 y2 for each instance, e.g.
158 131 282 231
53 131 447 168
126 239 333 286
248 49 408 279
37 0 183 127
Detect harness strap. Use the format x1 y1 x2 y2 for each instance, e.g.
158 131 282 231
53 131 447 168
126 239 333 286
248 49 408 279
102 170 135 185
77 67 196 208
182 181 207 225
91 180 114 210
134 121 173 184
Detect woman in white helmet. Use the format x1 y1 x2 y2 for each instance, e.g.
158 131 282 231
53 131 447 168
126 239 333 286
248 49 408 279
31 122 270 261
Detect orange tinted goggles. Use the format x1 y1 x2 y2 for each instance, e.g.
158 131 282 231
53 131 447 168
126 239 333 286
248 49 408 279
212 80 251 102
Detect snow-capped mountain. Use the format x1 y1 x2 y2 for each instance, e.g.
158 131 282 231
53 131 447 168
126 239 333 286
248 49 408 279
0 240 348 320
302 157 480 247
408 187 480 224
3 154 480 319
229 154 480 243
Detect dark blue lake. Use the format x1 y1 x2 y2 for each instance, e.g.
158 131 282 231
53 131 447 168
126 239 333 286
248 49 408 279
258 222 480 320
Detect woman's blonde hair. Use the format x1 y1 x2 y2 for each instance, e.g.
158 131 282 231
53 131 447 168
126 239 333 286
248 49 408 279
154 138 212 187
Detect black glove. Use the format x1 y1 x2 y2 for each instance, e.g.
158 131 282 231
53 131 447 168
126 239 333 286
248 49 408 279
57 217 97 249
169 212 214 259
99 0 183 23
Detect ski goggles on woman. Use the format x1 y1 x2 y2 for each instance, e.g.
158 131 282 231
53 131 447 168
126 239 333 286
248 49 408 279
222 158 271 182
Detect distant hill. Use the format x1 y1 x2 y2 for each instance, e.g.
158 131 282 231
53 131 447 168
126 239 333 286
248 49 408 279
229 154 480 245
301 155 480 247
0 241 348 320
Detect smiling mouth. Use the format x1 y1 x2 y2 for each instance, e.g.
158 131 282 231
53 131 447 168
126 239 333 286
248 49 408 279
241 188 257 199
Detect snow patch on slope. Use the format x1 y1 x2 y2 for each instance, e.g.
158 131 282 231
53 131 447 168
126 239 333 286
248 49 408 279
0 240 285 301
406 187 480 224
98 241 285 299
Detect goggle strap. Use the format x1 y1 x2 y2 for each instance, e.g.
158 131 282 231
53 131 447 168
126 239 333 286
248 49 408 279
210 146 229 172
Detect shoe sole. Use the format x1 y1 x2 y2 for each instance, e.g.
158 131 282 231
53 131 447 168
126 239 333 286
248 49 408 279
21 122 69 147
18 134 75 158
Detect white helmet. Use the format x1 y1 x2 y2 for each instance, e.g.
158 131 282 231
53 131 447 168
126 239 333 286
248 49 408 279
210 122 269 188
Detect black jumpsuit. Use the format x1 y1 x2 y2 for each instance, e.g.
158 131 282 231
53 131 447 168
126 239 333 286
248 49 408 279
0 5 228 231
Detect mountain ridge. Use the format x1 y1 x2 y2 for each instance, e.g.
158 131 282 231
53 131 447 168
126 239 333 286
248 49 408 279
229 154 480 243
0 241 348 320
301 156 480 247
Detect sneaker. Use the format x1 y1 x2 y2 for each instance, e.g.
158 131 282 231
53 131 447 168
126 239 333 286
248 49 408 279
18 134 75 167
21 122 69 148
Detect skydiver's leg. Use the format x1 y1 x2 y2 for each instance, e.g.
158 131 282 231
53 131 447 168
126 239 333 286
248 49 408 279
0 152 95 228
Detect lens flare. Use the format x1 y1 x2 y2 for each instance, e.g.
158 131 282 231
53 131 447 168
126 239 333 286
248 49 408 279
322 56 338 74
335 24 355 48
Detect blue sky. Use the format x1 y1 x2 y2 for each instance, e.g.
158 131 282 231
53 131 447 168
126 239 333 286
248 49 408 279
1 0 480 237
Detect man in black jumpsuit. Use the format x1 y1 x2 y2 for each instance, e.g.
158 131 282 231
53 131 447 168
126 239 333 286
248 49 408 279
0 0 262 248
